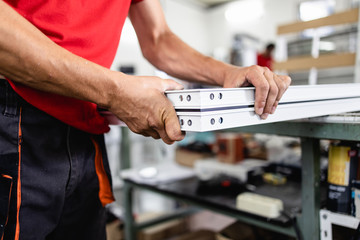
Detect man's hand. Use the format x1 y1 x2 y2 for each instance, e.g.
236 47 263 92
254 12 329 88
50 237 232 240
109 73 185 145
223 65 291 119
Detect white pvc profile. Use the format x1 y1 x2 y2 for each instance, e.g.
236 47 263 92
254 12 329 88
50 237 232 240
320 209 360 240
177 98 360 132
166 83 360 109
165 84 360 132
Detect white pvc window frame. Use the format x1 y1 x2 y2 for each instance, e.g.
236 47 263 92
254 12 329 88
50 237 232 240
166 83 360 132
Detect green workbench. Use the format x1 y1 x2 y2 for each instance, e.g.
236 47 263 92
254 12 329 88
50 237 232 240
122 121 360 240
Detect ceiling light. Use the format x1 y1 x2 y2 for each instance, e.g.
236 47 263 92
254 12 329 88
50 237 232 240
299 0 335 21
225 0 264 24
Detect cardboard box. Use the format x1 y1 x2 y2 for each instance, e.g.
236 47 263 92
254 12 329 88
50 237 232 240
137 212 188 240
176 149 213 167
215 133 245 164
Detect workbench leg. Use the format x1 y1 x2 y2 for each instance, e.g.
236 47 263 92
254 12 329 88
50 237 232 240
300 138 321 240
120 128 131 170
123 182 136 240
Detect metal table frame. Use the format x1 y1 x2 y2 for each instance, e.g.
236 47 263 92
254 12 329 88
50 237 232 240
122 121 360 240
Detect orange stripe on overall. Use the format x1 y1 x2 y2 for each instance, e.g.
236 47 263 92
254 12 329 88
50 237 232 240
91 138 115 207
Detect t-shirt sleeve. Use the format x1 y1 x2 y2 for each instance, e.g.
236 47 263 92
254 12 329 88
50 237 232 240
131 0 144 4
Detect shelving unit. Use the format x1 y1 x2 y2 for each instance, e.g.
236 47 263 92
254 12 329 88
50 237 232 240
274 8 360 84
122 120 360 240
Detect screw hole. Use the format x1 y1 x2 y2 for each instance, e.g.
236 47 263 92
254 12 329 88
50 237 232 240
187 120 192 126
210 118 215 125
179 95 183 102
210 93 214 100
186 95 191 101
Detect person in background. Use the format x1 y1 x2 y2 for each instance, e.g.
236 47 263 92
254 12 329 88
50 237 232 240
257 43 276 70
0 0 291 239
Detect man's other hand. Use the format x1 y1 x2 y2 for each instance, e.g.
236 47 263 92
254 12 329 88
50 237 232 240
109 73 185 144
223 65 291 119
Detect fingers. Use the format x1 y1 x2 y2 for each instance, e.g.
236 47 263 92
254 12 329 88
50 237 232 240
117 75 184 144
262 69 278 119
162 107 185 144
246 66 291 119
157 79 184 144
161 79 184 92
246 66 269 116
271 75 291 114
143 130 161 140
146 96 184 144
156 104 185 145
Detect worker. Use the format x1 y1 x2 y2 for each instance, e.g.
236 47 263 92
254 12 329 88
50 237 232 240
0 0 291 239
257 43 276 70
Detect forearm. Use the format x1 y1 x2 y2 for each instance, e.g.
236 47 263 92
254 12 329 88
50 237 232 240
129 0 236 86
142 30 234 86
0 1 120 109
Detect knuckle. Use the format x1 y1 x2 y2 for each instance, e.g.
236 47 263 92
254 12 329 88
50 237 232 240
280 75 292 85
286 76 292 85
270 85 279 95
259 81 270 91
264 67 271 74
250 65 262 72
278 80 286 89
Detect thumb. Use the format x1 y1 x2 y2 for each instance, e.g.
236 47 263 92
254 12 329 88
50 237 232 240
161 79 184 92
164 107 185 143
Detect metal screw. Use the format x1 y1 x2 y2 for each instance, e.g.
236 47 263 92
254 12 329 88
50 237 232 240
179 95 183 101
210 118 215 125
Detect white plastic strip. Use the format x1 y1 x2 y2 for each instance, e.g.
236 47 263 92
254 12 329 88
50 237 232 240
176 97 360 132
166 83 360 109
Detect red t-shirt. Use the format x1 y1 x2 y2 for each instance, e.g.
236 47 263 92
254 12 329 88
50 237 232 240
257 53 273 70
5 0 143 134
